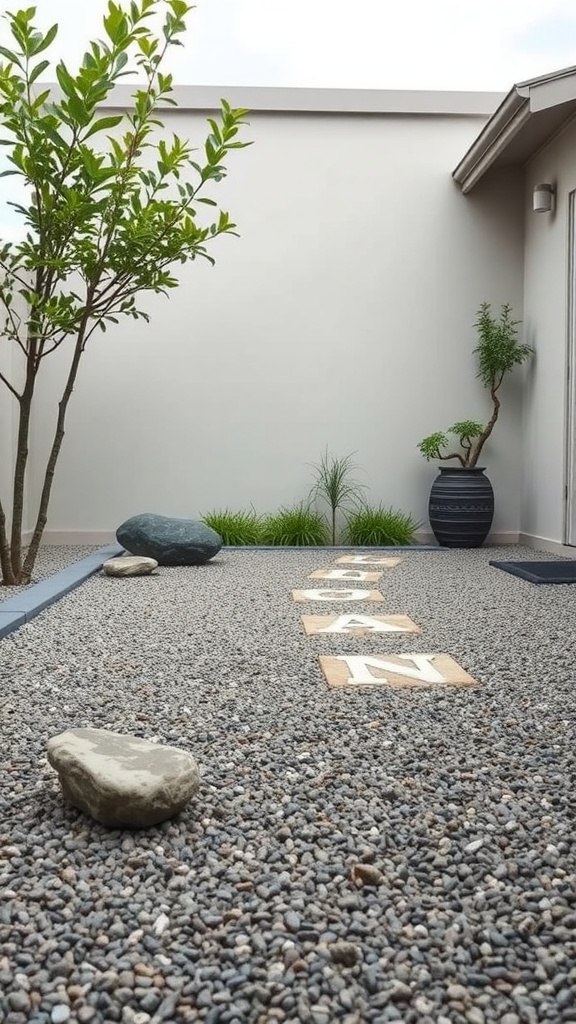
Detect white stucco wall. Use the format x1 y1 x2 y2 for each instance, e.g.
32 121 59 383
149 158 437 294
521 119 576 546
27 93 525 542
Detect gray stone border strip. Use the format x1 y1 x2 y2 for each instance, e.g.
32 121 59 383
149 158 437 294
0 544 123 640
222 545 445 551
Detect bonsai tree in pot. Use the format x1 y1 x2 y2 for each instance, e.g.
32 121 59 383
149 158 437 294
417 302 532 547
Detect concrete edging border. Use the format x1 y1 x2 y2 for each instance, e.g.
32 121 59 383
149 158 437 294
0 545 123 641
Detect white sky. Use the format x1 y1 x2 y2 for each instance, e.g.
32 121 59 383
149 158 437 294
20 0 576 93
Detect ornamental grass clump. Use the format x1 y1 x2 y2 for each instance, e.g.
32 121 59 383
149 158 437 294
309 449 367 545
260 504 328 546
201 509 263 545
417 303 533 468
345 504 420 546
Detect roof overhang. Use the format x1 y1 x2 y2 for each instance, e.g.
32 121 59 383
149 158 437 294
453 66 576 193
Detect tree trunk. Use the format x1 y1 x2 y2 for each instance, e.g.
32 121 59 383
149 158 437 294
471 390 501 467
9 372 35 581
0 499 16 585
21 338 85 583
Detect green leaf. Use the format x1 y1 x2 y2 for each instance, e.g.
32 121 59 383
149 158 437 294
28 59 49 84
82 114 124 139
0 44 24 69
169 0 191 16
55 61 77 97
29 22 58 55
65 93 90 126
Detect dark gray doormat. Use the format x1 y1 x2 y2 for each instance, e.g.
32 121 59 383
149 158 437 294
490 560 576 584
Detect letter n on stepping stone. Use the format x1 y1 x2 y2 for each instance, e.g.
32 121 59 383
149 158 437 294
291 589 384 603
308 569 382 582
302 614 421 635
319 653 478 689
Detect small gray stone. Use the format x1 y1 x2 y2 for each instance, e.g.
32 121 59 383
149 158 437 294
51 1007 71 1024
466 1009 485 1024
328 942 361 967
351 863 384 887
47 728 200 828
116 513 222 566
284 911 301 931
447 984 469 1001
388 982 412 1002
465 839 485 853
103 556 158 577
8 992 31 1012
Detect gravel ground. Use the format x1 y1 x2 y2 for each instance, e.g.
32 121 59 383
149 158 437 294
0 547 98 602
1 544 575 1024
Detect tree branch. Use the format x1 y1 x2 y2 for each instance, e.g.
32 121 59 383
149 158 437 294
0 370 22 401
438 451 467 468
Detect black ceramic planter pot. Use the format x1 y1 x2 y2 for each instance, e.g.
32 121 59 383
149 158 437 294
428 467 494 548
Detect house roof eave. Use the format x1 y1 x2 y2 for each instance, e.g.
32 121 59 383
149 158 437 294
453 65 576 192
452 85 530 193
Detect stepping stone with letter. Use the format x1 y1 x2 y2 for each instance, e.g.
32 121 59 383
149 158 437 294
335 556 402 567
292 589 384 603
308 569 382 582
319 653 478 689
302 614 421 636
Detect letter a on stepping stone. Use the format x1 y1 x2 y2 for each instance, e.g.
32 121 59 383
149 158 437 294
308 569 382 582
291 589 384 602
319 653 478 689
335 556 402 567
302 614 421 635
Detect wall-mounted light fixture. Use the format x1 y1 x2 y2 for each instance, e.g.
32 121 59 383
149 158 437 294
533 182 555 213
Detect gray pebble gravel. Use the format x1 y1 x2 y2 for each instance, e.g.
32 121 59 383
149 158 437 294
1 544 576 1023
0 545 98 602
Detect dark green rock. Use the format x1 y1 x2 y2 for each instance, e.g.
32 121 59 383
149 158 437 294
116 513 222 566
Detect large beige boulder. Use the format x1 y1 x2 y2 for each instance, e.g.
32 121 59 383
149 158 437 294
47 729 200 828
103 555 158 577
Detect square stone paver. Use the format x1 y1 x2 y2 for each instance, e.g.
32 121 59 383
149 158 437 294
302 614 421 635
308 569 382 582
291 589 384 603
319 653 478 689
335 556 402 567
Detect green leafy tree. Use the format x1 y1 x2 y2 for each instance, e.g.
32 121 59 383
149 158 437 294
417 303 532 469
0 1 249 585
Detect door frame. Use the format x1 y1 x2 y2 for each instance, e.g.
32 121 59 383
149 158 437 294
564 188 576 545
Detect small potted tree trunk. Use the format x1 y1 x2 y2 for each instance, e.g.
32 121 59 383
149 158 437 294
417 303 532 548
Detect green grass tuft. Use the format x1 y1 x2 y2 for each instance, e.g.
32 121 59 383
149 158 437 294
260 503 329 546
201 508 263 545
309 448 367 545
344 504 421 547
